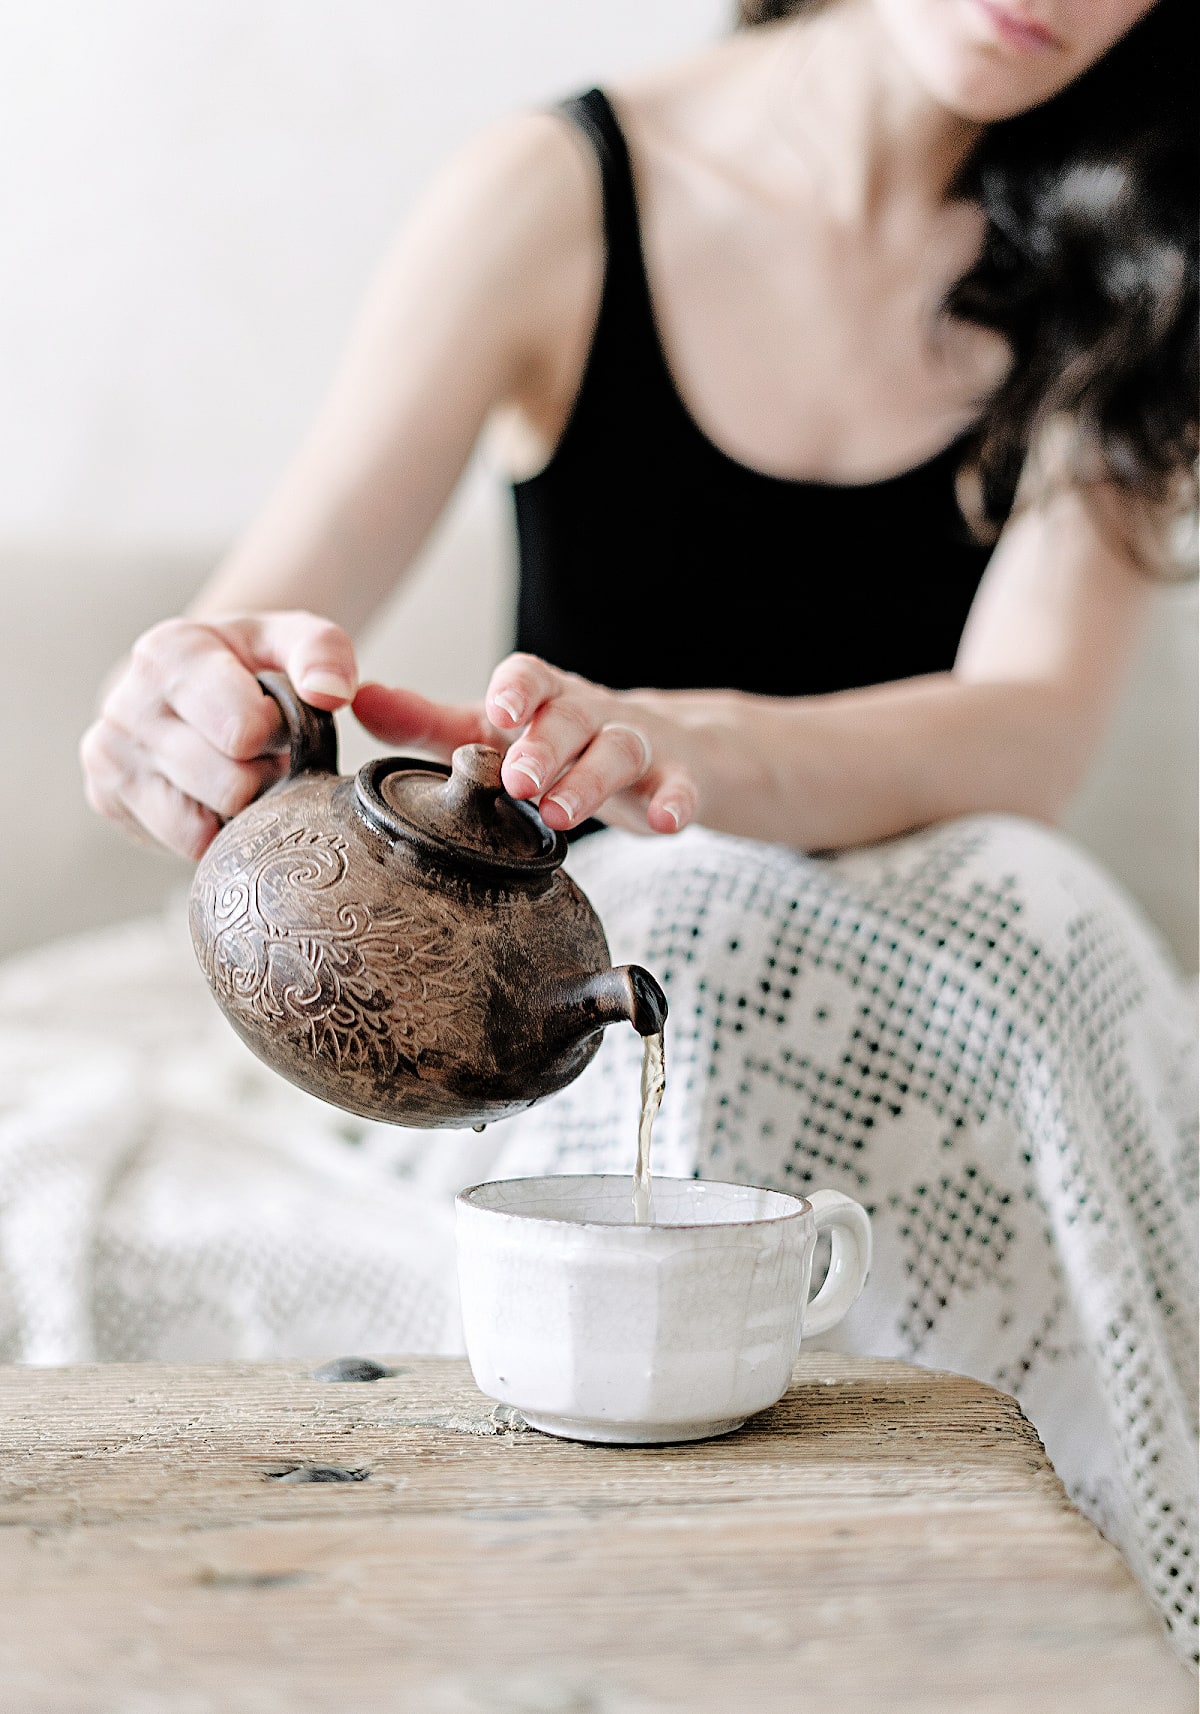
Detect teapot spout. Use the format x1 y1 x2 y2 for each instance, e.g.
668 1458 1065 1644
568 964 668 1038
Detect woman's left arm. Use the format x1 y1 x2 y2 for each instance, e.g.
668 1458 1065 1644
353 480 1157 849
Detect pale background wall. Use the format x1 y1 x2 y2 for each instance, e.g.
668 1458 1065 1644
0 0 1194 969
0 0 727 546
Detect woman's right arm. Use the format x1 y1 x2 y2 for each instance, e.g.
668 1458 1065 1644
80 109 603 859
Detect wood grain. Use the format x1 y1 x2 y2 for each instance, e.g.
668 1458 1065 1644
0 1353 1189 1713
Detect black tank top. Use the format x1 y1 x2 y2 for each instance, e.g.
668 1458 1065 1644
513 88 996 698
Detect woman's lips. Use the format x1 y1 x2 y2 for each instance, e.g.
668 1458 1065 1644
971 0 1063 54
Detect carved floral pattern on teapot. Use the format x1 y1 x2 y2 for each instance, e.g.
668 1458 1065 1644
191 815 470 1077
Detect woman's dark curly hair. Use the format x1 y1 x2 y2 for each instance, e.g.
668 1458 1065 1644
739 0 1198 566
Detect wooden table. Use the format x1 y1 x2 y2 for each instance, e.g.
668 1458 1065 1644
0 1354 1191 1713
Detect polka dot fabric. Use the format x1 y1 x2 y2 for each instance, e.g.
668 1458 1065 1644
488 817 1198 1661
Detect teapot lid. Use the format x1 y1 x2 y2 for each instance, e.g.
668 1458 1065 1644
355 744 567 877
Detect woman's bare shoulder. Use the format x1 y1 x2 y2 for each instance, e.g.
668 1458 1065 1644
461 108 596 222
450 108 608 375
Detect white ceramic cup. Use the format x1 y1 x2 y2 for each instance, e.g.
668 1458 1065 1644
455 1174 872 1445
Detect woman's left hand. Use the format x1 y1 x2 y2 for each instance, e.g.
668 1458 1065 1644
353 652 699 835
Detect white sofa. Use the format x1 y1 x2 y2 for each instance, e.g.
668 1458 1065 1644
3 464 1196 972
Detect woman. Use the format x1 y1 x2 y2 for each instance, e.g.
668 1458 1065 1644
74 0 1195 1654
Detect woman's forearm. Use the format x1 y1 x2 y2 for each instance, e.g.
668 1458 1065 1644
185 468 422 638
648 673 1099 851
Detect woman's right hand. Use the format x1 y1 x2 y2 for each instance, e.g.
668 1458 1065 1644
80 610 358 860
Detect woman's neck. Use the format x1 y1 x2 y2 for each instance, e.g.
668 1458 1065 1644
752 1 982 226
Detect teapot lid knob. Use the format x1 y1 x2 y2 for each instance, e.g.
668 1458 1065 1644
449 744 504 791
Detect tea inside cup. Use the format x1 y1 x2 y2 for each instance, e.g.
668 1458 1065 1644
460 1174 805 1226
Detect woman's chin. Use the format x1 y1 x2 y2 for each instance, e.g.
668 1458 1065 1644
903 42 1074 124
932 73 1064 125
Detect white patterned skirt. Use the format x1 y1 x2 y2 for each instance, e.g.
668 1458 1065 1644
0 815 1195 1657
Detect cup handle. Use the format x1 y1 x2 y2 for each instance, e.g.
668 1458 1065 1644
802 1189 872 1339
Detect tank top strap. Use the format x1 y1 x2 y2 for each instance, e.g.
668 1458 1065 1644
557 88 668 378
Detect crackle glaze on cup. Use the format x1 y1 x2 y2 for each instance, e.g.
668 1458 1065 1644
455 1175 872 1445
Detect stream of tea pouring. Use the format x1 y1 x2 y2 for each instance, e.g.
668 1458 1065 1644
632 1029 666 1224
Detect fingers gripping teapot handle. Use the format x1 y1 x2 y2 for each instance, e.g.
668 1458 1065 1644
257 671 339 778
802 1190 872 1340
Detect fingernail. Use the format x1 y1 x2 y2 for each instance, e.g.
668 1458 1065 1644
491 691 524 725
300 670 354 700
661 803 682 830
545 792 577 822
506 755 543 790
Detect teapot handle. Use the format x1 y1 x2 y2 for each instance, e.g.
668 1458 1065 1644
257 671 339 777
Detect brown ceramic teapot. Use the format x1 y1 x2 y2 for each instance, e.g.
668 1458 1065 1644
188 673 666 1128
